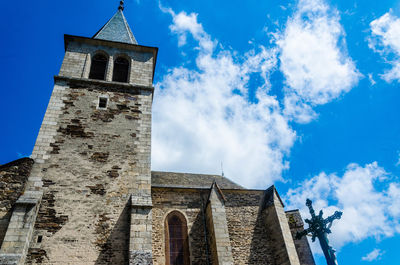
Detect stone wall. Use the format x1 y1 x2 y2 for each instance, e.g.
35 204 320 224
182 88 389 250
24 77 153 264
5 30 157 264
151 187 315 265
286 210 315 265
151 188 210 265
59 39 154 87
263 188 300 265
224 190 275 265
205 185 234 265
0 158 34 247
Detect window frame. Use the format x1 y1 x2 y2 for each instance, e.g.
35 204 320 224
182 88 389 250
112 55 130 83
165 211 191 265
89 52 109 81
97 95 109 110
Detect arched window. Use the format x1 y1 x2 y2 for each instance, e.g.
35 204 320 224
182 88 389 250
165 211 190 265
112 57 129 83
89 53 108 80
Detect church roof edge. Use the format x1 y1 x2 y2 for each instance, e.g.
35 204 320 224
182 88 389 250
151 171 243 190
151 185 264 192
63 34 157 52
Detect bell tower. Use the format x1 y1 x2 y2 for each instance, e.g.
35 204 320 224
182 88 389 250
0 2 157 264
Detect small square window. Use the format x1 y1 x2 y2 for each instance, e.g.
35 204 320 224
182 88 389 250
98 97 108 109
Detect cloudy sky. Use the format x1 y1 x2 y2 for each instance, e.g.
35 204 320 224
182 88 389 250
1 0 400 264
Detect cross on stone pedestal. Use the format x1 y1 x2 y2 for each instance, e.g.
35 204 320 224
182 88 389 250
296 199 342 265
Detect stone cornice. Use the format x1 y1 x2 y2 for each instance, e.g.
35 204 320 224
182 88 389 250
54 75 154 96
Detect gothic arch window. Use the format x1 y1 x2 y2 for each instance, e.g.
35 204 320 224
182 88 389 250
112 56 130 83
89 53 108 80
165 211 190 265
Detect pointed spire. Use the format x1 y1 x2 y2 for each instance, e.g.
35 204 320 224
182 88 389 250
93 1 137 44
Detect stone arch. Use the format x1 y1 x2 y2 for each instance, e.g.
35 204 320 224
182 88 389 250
165 210 191 265
89 50 109 80
112 53 131 83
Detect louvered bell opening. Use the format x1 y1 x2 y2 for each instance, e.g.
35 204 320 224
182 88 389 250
89 54 108 80
112 57 129 83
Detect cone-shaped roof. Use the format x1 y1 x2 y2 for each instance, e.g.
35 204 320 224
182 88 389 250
93 8 137 45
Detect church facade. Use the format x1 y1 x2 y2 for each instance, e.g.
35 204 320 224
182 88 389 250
0 4 315 265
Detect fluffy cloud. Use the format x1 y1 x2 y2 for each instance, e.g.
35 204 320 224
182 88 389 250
152 8 295 188
388 183 400 220
369 12 400 82
286 162 400 252
361 249 385 262
278 0 360 123
153 0 361 187
161 6 215 53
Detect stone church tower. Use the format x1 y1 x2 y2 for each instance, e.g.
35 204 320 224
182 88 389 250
0 2 315 265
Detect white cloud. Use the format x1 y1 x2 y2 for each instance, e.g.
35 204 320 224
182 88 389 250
286 162 400 252
153 8 296 188
368 73 376 86
362 249 385 262
369 12 400 82
388 183 400 220
158 4 215 53
153 1 363 188
278 0 360 123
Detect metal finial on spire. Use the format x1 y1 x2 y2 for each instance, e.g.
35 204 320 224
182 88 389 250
118 0 124 11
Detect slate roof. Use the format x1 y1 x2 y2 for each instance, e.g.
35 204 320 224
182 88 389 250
93 9 137 44
151 171 243 189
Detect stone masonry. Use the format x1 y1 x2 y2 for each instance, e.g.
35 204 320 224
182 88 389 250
151 187 210 265
205 184 234 265
224 190 275 264
263 187 301 265
0 158 34 248
286 210 316 265
0 26 157 264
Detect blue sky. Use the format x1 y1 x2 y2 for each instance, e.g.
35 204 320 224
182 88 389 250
1 0 400 264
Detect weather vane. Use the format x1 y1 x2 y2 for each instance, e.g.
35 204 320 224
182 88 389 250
296 199 342 265
118 0 124 11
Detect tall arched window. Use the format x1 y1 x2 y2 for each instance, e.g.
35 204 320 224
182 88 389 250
112 57 129 83
89 53 108 80
165 211 190 265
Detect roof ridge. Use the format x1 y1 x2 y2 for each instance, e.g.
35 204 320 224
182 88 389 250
120 10 136 44
151 171 244 189
151 170 221 177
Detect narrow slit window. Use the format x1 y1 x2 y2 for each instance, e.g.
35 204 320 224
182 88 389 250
89 53 108 80
98 97 108 109
112 57 129 83
37 235 43 243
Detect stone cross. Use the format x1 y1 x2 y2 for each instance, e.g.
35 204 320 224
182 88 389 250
296 199 342 265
